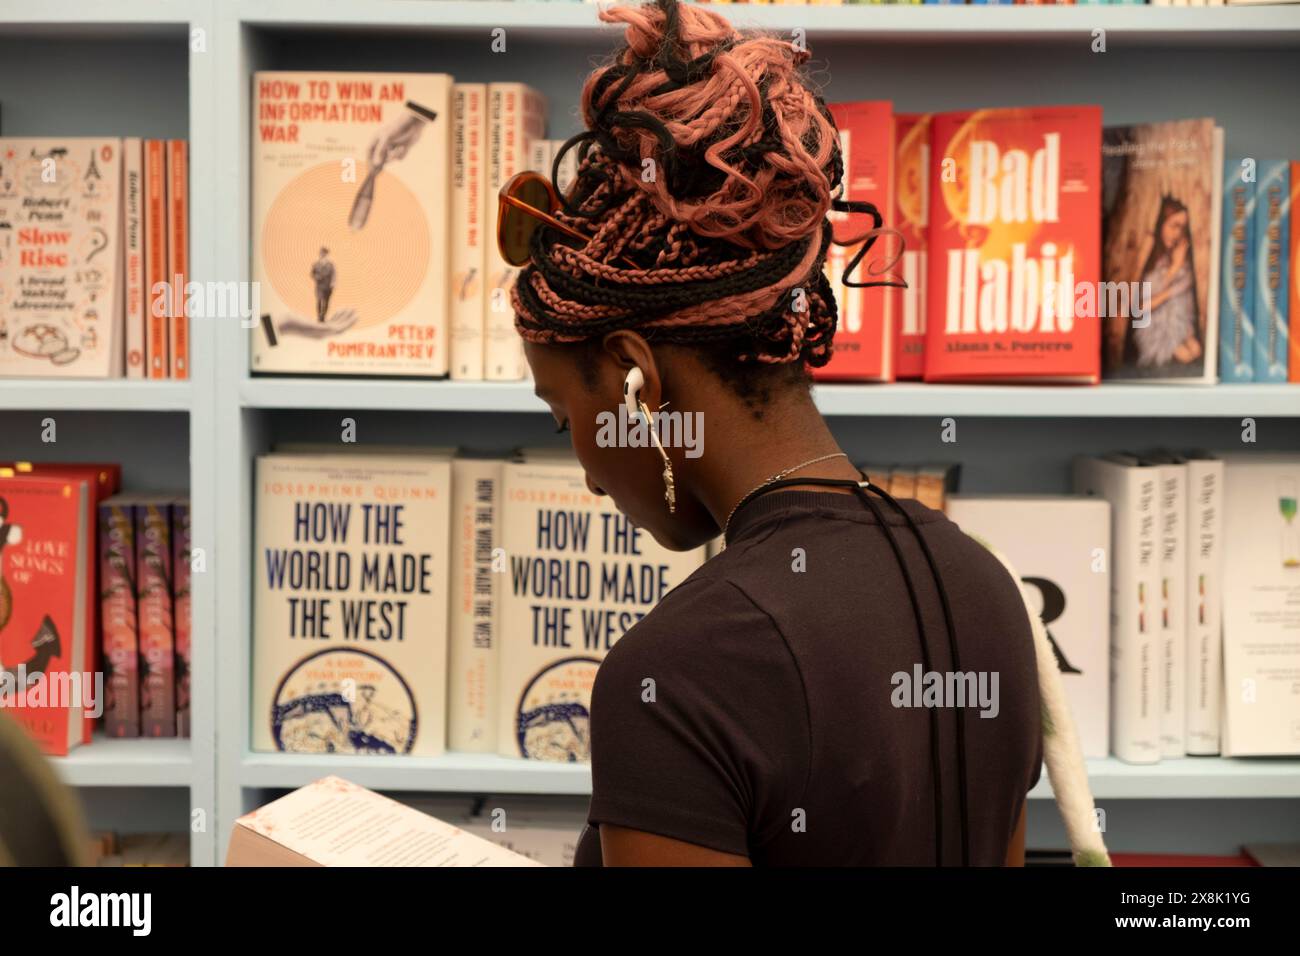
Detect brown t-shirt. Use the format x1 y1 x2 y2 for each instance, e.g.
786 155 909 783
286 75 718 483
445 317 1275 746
573 490 1043 866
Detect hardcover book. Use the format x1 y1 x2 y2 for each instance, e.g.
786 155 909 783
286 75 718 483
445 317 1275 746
137 500 174 738
172 498 192 737
252 453 452 756
144 140 168 378
0 138 124 378
1253 160 1290 383
1142 452 1188 756
1184 451 1224 754
1100 119 1223 383
166 140 189 379
946 495 1110 758
817 100 895 382
924 106 1103 383
1219 158 1256 382
893 113 931 379
123 138 146 379
495 457 704 760
1292 161 1300 382
450 83 487 381
250 72 453 376
99 496 140 738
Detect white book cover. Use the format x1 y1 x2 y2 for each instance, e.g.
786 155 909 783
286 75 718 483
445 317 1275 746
483 83 546 382
447 457 503 752
250 72 453 376
123 138 146 379
450 83 487 381
252 453 451 757
1220 454 1300 756
1184 452 1225 754
1073 455 1162 764
0 138 124 378
496 458 704 760
946 495 1111 759
1146 455 1188 756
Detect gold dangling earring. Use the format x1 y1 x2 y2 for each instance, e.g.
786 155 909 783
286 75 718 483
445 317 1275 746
638 399 676 514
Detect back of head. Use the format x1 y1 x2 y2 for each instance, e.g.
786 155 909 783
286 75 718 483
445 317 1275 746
0 713 88 866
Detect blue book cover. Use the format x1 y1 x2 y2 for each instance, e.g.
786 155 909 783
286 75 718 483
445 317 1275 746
1253 161 1290 383
1220 159 1256 383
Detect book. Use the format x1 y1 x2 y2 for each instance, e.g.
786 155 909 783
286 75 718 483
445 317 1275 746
1100 119 1223 383
144 140 169 378
1073 455 1161 764
495 457 704 760
484 82 547 381
0 474 89 756
137 500 174 738
1253 160 1290 383
924 106 1103 383
1184 451 1224 755
946 495 1111 758
166 140 189 379
0 138 125 378
450 83 487 381
250 72 454 376
1219 158 1256 382
252 453 451 756
226 776 541 866
817 100 895 382
1292 161 1300 382
1220 454 1300 756
99 496 140 738
447 456 503 752
123 138 146 379
893 113 931 379
172 498 192 737
1143 452 1188 757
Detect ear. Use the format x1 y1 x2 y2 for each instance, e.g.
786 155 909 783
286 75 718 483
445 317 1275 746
601 331 661 409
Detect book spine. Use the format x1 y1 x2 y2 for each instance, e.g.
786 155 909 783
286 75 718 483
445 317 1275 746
1292 161 1300 382
136 501 175 737
450 84 487 381
172 499 192 738
144 140 170 379
123 139 146 379
1219 159 1255 382
166 141 189 379
448 459 502 752
1253 161 1289 382
1184 458 1224 754
1156 464 1187 757
99 501 140 738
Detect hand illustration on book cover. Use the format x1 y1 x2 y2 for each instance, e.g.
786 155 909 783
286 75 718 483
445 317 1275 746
348 101 437 231
1280 477 1299 568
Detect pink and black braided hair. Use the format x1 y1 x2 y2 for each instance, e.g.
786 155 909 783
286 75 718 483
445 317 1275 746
511 0 894 376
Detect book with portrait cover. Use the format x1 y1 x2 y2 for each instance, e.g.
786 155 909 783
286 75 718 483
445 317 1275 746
252 453 451 757
0 138 124 378
816 100 895 382
250 72 453 376
893 113 931 380
1100 119 1223 384
1219 158 1256 382
496 457 704 761
137 500 174 738
0 474 89 756
99 496 139 738
450 83 487 381
1253 160 1290 383
924 106 1102 383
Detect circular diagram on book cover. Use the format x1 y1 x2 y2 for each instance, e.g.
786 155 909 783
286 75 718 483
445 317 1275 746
515 656 601 761
272 647 417 754
261 161 430 330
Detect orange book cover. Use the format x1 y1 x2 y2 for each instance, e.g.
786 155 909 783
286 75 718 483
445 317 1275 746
166 141 189 379
0 475 90 756
1290 160 1300 382
893 113 931 379
816 100 895 382
144 140 169 379
124 138 147 379
924 106 1102 383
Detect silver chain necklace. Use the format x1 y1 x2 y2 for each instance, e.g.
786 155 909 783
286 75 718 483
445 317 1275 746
722 452 850 537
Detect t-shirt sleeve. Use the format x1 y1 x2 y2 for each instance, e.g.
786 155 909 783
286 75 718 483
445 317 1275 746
585 577 810 859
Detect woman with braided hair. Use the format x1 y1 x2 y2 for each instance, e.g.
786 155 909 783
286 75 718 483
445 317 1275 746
508 0 1046 866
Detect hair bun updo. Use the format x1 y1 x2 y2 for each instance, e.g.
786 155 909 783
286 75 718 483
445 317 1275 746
511 0 849 369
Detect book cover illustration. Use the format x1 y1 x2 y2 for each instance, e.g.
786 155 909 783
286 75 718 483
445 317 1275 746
1253 160 1290 383
893 113 931 379
252 454 451 757
251 73 452 376
0 138 123 378
137 501 174 737
1219 158 1256 382
172 499 192 737
924 106 1102 382
99 498 139 738
1100 119 1221 382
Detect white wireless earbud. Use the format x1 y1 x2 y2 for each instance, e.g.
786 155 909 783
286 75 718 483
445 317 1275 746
623 367 645 420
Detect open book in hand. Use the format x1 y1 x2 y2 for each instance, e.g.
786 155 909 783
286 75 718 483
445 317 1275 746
226 776 544 867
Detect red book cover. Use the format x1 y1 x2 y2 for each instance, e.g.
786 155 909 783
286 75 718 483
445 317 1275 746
172 499 191 738
894 113 931 379
136 500 175 737
924 106 1102 383
0 476 89 756
3 461 120 744
144 140 169 379
99 497 139 737
166 140 189 380
815 100 895 382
